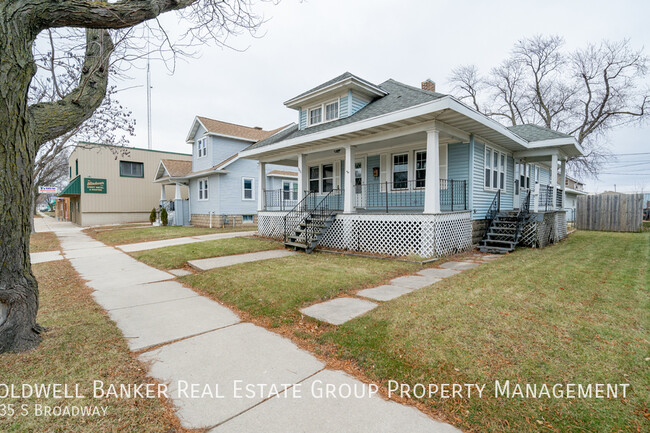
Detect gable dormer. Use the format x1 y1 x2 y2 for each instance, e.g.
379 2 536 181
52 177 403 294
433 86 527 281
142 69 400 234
285 72 387 130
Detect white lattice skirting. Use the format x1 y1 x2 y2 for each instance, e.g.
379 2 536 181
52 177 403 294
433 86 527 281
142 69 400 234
521 211 568 248
258 211 473 258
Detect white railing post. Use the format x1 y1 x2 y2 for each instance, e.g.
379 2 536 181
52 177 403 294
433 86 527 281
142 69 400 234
560 158 566 210
344 146 356 213
551 153 558 211
258 161 266 211
298 154 307 201
533 182 540 213
424 128 441 214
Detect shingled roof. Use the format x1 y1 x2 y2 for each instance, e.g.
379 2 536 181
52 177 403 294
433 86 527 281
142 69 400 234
160 159 192 178
248 79 447 151
507 124 572 142
196 116 287 142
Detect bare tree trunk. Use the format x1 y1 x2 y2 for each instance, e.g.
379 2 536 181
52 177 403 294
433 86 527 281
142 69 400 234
0 18 42 352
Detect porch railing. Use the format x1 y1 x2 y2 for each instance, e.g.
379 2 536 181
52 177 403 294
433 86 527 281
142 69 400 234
264 189 299 211
282 189 342 242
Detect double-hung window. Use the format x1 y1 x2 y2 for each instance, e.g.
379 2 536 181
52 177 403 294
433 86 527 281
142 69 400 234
309 107 322 126
242 177 254 200
325 101 339 121
415 151 426 188
392 153 409 189
283 181 298 201
198 178 208 200
322 164 334 193
197 139 207 158
485 147 506 191
309 166 320 193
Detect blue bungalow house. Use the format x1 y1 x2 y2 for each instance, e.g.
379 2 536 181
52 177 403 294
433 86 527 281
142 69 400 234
239 72 583 257
154 116 296 227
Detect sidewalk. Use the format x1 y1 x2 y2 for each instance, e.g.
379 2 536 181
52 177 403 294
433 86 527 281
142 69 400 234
38 216 459 432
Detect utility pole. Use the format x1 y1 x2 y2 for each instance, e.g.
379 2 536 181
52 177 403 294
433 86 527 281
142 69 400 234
146 30 152 150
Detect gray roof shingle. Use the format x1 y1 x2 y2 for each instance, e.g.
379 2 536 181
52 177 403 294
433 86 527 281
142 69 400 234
507 124 572 141
249 79 447 150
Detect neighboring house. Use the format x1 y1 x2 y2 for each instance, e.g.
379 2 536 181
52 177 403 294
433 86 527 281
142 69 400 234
562 175 587 222
153 116 296 227
239 72 584 256
57 142 191 226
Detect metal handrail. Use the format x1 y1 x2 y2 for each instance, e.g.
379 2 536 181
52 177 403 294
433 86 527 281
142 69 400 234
302 188 341 245
513 190 531 245
283 191 316 242
486 190 501 224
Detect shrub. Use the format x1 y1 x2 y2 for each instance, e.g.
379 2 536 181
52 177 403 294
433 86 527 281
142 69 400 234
160 208 168 226
149 208 157 224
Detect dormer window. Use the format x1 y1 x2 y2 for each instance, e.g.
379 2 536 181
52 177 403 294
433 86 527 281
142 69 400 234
197 138 207 158
309 107 322 125
307 99 340 127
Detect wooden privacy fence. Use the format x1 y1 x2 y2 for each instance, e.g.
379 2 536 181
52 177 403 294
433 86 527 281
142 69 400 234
576 193 643 232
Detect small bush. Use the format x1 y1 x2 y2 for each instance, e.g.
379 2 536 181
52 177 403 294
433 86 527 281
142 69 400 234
161 208 168 226
149 208 157 224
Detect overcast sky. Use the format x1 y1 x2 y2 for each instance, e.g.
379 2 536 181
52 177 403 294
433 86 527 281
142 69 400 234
113 0 649 193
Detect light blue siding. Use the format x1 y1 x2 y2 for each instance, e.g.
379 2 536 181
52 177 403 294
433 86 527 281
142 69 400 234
539 166 551 185
339 94 349 118
448 143 469 181
189 176 220 215
299 108 307 130
192 124 211 172
471 142 515 219
217 159 259 215
349 90 370 115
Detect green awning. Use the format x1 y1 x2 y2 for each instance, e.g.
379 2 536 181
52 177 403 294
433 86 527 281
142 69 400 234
59 175 81 196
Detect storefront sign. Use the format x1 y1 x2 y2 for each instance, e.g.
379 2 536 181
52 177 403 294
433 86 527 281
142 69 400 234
84 178 107 194
38 186 58 194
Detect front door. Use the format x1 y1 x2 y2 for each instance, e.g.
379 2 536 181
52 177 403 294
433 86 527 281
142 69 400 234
354 158 366 208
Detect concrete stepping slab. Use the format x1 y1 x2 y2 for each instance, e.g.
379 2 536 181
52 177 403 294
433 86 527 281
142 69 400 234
108 296 240 351
417 268 461 278
139 323 324 429
389 275 440 290
30 250 63 264
188 249 296 271
92 280 198 311
63 246 122 259
357 285 413 301
300 298 377 325
439 261 480 271
211 369 461 433
169 268 193 277
118 237 203 253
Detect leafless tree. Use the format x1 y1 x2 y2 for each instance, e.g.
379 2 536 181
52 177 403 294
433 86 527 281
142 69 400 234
0 0 271 353
449 35 649 178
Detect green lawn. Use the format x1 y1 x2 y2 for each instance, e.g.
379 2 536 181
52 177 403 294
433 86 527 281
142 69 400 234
131 237 283 269
321 230 649 432
29 232 60 253
0 261 185 432
85 225 254 246
180 253 420 325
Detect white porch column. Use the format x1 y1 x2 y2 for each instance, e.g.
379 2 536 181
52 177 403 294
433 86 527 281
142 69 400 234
174 182 182 200
257 161 266 212
298 154 307 200
560 158 566 209
160 184 166 202
343 146 356 213
551 153 558 210
424 129 441 214
533 181 540 212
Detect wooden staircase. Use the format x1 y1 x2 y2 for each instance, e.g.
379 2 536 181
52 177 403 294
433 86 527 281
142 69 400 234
284 213 336 253
479 190 531 254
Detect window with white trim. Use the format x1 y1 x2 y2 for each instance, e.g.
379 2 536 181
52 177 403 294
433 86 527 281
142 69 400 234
325 101 339 121
242 214 254 223
198 178 208 200
307 99 340 126
309 166 320 193
283 180 298 201
242 177 254 200
485 146 506 191
322 164 334 193
197 138 207 158
392 153 409 189
415 151 426 188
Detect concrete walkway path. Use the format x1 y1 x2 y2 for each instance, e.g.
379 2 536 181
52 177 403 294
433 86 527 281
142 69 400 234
188 249 296 271
37 216 459 433
117 230 257 252
301 255 502 325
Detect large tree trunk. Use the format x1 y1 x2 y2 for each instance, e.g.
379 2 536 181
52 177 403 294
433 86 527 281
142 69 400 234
0 15 42 352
